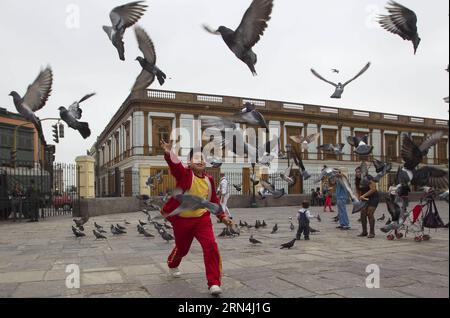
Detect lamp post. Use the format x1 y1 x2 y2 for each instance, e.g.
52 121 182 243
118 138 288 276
250 162 257 208
285 143 292 166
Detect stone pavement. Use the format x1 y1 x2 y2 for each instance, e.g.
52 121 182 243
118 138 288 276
0 201 448 298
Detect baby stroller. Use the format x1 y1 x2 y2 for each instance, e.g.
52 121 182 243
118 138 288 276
381 197 430 242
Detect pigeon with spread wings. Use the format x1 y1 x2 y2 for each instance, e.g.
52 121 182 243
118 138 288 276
103 1 148 61
9 67 53 145
132 26 167 91
290 133 320 150
311 62 371 99
203 0 273 76
378 1 420 54
59 93 94 139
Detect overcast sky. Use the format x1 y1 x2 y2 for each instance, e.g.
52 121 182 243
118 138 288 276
0 0 448 163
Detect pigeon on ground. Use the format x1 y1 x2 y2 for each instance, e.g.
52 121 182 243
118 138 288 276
93 230 107 240
73 215 89 228
309 227 320 234
139 220 147 226
317 214 322 222
94 222 104 230
255 220 261 229
311 62 371 99
9 66 53 145
280 239 296 249
218 228 227 238
203 0 274 76
111 225 126 235
378 1 420 54
160 230 174 242
137 224 145 234
347 135 373 156
271 223 278 234
103 1 148 61
239 220 245 227
234 184 242 192
116 224 127 231
317 144 345 156
249 235 262 244
290 222 295 231
72 226 86 238
132 25 167 91
262 220 267 227
142 229 155 238
58 93 94 139
377 214 386 222
290 133 320 150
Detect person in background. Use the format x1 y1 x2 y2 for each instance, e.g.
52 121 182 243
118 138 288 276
11 183 23 222
323 184 335 213
355 167 380 239
27 179 39 223
218 173 232 219
335 170 351 230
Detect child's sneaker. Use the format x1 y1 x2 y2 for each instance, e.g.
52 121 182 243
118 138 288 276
209 285 222 295
169 268 181 278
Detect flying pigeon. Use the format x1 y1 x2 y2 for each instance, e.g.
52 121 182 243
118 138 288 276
132 25 167 91
103 1 148 61
146 171 163 188
280 163 296 186
260 180 285 199
280 238 296 249
249 235 262 244
440 190 449 203
271 223 278 234
378 1 421 54
311 62 371 99
372 159 393 182
291 147 311 180
58 93 94 139
233 102 269 131
233 184 242 192
206 156 223 168
93 230 107 240
9 66 53 145
160 189 222 219
290 133 320 150
203 0 274 75
317 143 345 156
331 69 340 74
347 135 374 156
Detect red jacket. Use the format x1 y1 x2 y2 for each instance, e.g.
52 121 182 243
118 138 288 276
161 152 226 222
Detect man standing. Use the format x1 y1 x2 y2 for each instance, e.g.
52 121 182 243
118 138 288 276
27 179 39 222
218 173 232 219
335 170 351 230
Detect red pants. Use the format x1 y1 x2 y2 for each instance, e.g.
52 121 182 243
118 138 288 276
167 213 222 288
324 196 334 212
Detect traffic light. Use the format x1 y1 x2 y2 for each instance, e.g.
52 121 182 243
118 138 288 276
52 124 59 144
59 123 65 139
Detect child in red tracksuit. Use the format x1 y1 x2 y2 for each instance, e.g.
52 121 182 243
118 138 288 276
160 140 232 295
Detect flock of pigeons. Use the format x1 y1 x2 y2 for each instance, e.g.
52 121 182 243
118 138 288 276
8 0 448 148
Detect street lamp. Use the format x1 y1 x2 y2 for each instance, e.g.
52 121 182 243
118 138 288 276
250 162 257 208
285 143 292 166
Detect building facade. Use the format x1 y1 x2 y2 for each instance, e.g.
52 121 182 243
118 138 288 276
94 89 449 198
0 107 54 167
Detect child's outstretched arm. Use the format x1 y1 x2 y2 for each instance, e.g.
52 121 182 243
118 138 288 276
161 139 186 181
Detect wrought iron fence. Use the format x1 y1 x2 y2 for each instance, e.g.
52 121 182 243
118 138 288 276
0 160 79 221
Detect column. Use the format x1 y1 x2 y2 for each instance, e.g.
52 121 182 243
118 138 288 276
280 121 285 153
144 111 149 156
303 123 308 160
317 124 322 161
75 156 95 199
380 129 385 161
338 125 343 161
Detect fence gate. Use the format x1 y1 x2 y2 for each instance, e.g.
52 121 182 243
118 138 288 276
0 161 79 221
